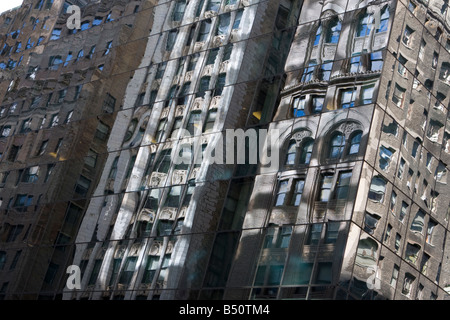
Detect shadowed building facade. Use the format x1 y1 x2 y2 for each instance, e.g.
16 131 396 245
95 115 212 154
0 0 450 301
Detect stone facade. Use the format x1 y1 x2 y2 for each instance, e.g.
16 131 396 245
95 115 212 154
0 0 449 301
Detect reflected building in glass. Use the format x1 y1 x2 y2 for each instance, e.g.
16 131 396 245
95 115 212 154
0 0 450 300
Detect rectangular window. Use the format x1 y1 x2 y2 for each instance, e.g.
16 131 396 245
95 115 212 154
216 13 231 36
398 54 407 76
8 145 20 162
172 0 187 21
275 180 289 206
203 109 217 133
312 95 324 113
232 9 243 29
361 85 375 104
75 175 91 197
206 48 219 65
392 84 406 108
340 88 356 108
95 122 109 141
206 0 221 12
197 19 212 42
84 149 98 168
419 40 426 60
292 96 306 117
319 174 334 202
335 171 352 200
324 222 339 244
186 111 202 135
50 28 61 40
119 257 137 285
214 73 226 96
349 55 361 73
155 149 172 173
156 61 167 79
22 166 39 183
390 264 399 287
155 118 167 142
166 29 178 51
402 25 414 46
306 224 322 245
291 179 305 206
103 93 116 113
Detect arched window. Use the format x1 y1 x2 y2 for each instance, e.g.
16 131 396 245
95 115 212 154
299 138 314 165
314 24 322 46
326 18 341 44
329 132 345 159
376 6 390 33
357 12 373 38
285 140 297 165
284 137 314 166
348 131 362 155
368 176 386 203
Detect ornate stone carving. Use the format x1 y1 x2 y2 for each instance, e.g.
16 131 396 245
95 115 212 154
338 121 362 138
230 29 240 42
139 208 155 223
194 41 204 53
172 169 187 185
150 241 162 255
160 207 177 220
166 241 174 254
210 95 221 109
185 70 193 82
115 246 126 259
129 244 140 256
190 167 200 180
219 60 229 73
150 172 167 188
204 10 217 18
175 105 185 117
193 97 204 110
161 107 169 118
213 35 226 47
178 206 187 218
292 130 312 146
202 64 213 77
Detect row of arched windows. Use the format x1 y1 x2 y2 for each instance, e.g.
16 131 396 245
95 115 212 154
284 129 363 167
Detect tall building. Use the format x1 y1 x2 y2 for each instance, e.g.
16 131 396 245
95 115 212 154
0 0 449 301
0 0 152 299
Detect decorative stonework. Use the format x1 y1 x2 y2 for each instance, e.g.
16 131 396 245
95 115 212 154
139 209 155 223
175 105 185 117
204 10 218 18
192 97 204 110
160 207 177 220
213 35 226 47
292 130 312 146
150 172 167 188
172 169 187 185
210 95 221 109
149 241 163 255
129 244 140 256
219 60 229 73
185 70 194 82
202 64 214 77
